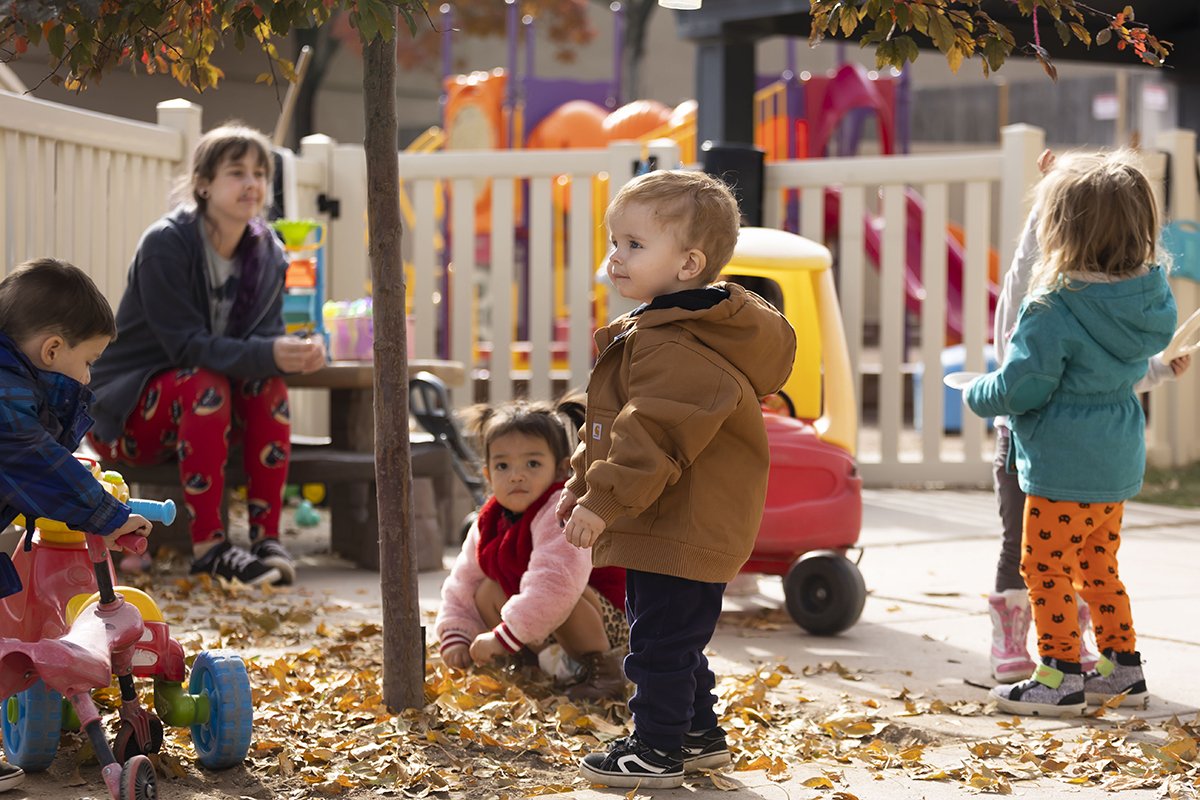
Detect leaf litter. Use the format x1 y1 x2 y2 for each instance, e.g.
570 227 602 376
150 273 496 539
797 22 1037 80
76 563 1200 799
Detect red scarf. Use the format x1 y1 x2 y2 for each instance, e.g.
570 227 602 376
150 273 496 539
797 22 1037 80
476 482 626 611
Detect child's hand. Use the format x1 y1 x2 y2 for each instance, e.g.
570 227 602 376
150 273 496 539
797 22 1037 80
441 643 472 670
1038 149 1056 175
555 488 578 527
103 514 151 552
1170 354 1192 377
469 632 509 665
273 336 326 374
563 505 605 549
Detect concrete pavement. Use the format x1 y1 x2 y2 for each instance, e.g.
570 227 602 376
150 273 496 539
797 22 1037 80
293 488 1200 798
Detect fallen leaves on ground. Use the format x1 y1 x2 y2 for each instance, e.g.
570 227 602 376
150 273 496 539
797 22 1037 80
101 565 1200 798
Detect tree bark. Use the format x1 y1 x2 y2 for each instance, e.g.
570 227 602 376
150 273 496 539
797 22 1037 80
363 6 421 711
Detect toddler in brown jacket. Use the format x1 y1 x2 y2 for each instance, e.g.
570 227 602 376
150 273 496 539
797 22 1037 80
556 170 796 788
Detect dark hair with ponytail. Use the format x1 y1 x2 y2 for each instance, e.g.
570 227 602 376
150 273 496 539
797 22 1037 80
460 393 586 467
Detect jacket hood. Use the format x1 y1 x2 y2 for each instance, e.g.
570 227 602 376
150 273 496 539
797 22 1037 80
619 282 796 397
1054 267 1176 363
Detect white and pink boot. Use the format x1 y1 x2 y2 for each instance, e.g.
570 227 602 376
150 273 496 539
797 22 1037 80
1076 597 1101 672
988 589 1035 682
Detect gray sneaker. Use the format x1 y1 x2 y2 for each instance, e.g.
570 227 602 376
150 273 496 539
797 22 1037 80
990 657 1086 717
1084 650 1148 708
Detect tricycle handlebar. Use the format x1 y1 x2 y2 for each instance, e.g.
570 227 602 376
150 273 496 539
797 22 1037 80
128 498 176 526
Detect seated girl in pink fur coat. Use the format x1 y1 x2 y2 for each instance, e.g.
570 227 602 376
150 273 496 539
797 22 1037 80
436 398 628 701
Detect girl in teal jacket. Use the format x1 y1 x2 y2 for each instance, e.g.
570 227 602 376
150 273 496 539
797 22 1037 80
965 150 1176 717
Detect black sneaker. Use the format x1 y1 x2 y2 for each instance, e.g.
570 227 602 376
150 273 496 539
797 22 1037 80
251 537 295 585
580 732 684 789
190 541 282 586
0 760 24 791
682 726 731 771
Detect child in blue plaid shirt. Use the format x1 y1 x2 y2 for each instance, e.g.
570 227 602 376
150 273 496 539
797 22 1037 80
0 258 151 563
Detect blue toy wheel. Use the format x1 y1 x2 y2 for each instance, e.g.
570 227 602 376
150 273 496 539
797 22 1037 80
1 680 62 771
188 650 252 769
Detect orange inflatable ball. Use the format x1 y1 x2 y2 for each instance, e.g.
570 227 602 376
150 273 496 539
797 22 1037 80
669 99 697 129
526 100 610 149
603 99 673 140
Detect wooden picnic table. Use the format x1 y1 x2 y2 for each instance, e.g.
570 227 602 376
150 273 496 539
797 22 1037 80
101 359 465 570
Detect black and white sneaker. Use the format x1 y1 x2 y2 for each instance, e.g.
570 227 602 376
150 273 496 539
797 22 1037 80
251 537 296 585
682 726 731 771
0 760 24 791
190 541 282 586
580 732 684 788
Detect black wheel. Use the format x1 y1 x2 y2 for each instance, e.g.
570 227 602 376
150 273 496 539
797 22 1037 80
776 389 797 418
783 550 866 635
119 754 156 800
116 716 164 763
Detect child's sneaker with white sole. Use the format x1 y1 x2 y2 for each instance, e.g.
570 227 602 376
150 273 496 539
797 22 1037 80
1084 649 1148 708
990 657 1086 717
682 726 731 771
580 732 684 788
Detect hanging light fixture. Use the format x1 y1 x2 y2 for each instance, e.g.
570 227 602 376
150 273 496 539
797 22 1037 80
658 0 701 9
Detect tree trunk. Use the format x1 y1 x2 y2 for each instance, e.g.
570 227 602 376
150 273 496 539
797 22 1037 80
363 7 421 711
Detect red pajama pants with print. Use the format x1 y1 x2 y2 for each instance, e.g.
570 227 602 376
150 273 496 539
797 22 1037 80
88 368 290 546
1020 496 1137 661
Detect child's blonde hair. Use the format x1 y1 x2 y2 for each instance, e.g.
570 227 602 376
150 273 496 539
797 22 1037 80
1030 150 1158 299
605 170 740 283
461 395 587 469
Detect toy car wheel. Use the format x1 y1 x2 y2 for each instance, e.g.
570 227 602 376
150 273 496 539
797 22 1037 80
119 754 156 800
1 680 61 771
116 715 164 763
783 550 867 635
189 650 253 769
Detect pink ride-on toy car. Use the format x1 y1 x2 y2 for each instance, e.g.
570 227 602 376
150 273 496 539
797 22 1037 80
0 457 253 800
723 227 865 635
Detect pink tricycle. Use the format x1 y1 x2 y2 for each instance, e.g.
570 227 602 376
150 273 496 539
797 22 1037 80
0 457 252 799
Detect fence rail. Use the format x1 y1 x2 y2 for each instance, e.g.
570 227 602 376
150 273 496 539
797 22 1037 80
4 88 1199 487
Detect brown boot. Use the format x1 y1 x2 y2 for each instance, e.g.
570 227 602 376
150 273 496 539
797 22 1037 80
564 650 627 701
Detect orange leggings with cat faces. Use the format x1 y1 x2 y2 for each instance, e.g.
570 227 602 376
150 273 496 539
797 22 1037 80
1020 496 1137 662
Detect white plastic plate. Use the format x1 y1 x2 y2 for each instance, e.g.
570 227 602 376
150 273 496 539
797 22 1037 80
943 371 983 390
1162 307 1200 363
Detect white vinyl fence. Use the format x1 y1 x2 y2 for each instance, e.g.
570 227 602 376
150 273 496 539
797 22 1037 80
4 87 1199 487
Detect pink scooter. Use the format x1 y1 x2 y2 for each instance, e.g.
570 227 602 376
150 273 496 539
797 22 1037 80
0 458 252 800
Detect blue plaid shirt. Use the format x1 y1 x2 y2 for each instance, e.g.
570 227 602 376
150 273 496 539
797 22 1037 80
0 333 128 538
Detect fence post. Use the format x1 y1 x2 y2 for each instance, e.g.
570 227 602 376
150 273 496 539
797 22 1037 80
998 124 1044 282
329 144 369 302
1151 129 1199 468
155 99 202 176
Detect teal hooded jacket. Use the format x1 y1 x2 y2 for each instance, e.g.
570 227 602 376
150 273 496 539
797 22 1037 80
966 267 1176 502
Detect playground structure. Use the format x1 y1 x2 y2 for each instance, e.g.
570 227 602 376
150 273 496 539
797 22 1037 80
405 9 1005 388
0 458 252 799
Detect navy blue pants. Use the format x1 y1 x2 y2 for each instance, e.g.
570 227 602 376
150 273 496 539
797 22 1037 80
624 569 726 752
